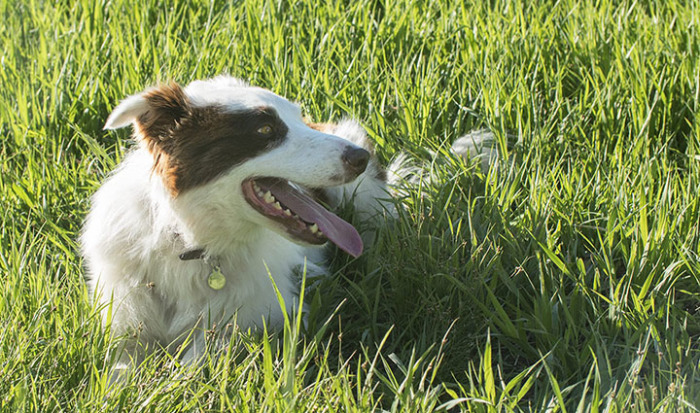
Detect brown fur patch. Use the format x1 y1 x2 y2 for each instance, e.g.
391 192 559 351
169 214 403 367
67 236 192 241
305 121 334 134
137 83 191 141
133 83 192 195
133 83 288 196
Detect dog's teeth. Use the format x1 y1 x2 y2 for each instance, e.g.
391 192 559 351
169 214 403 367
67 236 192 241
263 191 275 203
283 209 292 216
317 230 324 237
309 223 319 234
273 202 282 210
253 182 263 197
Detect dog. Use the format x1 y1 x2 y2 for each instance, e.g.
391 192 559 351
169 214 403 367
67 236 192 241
81 76 394 370
82 75 498 374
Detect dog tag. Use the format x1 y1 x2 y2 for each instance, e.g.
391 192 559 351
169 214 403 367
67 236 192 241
207 267 226 290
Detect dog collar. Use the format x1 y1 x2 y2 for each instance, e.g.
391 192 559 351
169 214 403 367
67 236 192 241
178 248 226 290
179 248 206 261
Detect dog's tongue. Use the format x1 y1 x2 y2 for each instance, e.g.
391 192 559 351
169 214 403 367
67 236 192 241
265 180 363 257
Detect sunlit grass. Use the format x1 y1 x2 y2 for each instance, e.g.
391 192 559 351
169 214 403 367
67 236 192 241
1 0 699 410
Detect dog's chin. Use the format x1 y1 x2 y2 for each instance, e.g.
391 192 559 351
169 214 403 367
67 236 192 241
241 178 328 246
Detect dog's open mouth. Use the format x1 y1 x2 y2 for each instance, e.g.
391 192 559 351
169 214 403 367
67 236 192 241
241 177 363 257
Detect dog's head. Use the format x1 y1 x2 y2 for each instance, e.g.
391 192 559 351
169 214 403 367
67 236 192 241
104 76 367 256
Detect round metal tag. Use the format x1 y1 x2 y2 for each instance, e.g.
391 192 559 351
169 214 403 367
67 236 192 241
207 268 226 290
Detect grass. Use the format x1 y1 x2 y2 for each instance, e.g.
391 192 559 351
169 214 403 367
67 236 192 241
1 0 699 410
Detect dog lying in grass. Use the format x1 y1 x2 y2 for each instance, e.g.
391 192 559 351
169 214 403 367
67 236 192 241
82 75 496 373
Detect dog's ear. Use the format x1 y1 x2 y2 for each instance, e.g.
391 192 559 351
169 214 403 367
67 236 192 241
104 94 150 130
104 83 190 141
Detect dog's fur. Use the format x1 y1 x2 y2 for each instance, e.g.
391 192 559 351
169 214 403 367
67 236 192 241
82 76 393 368
82 76 498 374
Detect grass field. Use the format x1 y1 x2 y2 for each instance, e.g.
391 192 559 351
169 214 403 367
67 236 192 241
1 0 700 411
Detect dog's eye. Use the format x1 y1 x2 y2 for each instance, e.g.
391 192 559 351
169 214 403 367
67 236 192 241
257 125 273 135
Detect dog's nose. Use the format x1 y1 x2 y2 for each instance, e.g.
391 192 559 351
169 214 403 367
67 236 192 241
342 146 370 175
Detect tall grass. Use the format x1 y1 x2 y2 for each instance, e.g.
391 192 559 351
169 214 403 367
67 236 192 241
1 0 698 410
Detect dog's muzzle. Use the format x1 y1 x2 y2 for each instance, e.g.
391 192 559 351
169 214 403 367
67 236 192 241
342 146 370 177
